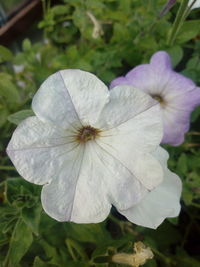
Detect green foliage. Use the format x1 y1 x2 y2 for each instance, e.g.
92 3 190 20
7 110 34 125
0 73 20 104
3 219 33 266
0 0 200 266
0 46 13 63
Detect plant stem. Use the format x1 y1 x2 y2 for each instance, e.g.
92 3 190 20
0 166 15 170
187 131 200 136
167 0 189 46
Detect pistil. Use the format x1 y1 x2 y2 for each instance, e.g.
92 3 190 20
76 125 101 144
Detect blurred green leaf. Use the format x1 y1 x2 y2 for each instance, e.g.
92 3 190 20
5 177 40 208
22 39 32 51
22 205 42 235
167 46 183 67
0 45 13 63
0 73 20 103
175 247 200 267
7 109 34 125
33 257 58 267
0 106 8 127
4 219 33 266
177 20 200 44
66 238 88 261
65 222 111 244
176 153 188 175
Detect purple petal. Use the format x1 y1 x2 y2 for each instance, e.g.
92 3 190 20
126 64 161 95
161 107 190 145
167 86 200 112
110 76 129 89
161 87 200 145
150 51 172 72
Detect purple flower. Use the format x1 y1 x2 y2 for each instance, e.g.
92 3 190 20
110 51 200 146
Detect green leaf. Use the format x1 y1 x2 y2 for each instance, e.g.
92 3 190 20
167 46 183 67
66 238 88 261
177 20 200 44
0 105 8 127
22 39 32 51
4 219 33 266
21 205 42 235
7 109 34 125
5 177 41 208
38 239 62 266
176 153 188 175
33 257 58 267
0 45 13 63
167 217 178 225
51 5 70 16
175 247 200 267
65 222 111 244
0 73 20 103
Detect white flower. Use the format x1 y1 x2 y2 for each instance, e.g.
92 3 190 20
188 0 200 9
7 70 181 228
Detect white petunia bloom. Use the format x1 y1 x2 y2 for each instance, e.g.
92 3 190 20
188 0 200 9
7 70 181 228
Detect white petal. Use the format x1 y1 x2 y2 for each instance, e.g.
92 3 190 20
41 141 147 223
99 103 162 154
96 86 163 190
98 85 160 130
41 143 111 223
60 70 110 126
32 70 109 129
96 103 163 190
119 147 182 229
152 146 169 165
7 117 77 185
98 139 163 190
90 142 147 210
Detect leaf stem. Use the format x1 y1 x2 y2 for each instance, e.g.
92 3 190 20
167 0 189 46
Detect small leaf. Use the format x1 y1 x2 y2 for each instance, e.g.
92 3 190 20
51 5 70 15
8 109 34 125
0 45 13 63
0 73 20 103
22 39 32 51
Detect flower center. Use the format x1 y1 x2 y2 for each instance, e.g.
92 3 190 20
76 126 100 144
151 94 165 106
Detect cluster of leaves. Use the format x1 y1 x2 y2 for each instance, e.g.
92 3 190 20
0 0 200 266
